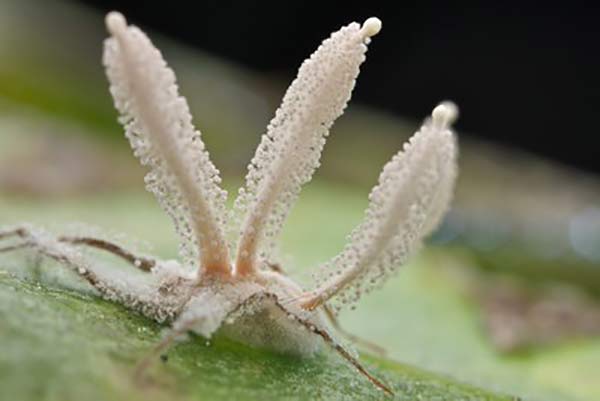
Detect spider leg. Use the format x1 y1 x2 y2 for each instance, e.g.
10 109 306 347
302 315 393 397
0 235 120 296
1 225 157 272
134 316 204 381
265 262 387 357
233 292 394 396
57 235 156 272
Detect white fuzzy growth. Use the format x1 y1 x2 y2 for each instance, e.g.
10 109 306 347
103 13 230 275
422 102 459 236
233 19 379 274
175 280 262 338
309 103 458 312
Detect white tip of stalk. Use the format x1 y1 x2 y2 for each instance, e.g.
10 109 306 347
440 100 459 124
432 101 459 128
105 11 127 35
360 17 382 38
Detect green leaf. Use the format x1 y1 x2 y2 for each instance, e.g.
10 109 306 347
0 273 512 401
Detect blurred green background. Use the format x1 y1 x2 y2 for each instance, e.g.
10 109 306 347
0 1 599 401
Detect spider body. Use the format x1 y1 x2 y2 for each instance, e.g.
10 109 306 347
156 264 328 355
220 270 328 355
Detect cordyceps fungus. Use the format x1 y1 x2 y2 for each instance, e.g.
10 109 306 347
0 11 458 396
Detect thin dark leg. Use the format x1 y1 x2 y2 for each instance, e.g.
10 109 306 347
134 316 204 381
0 225 156 272
1 239 109 293
0 230 146 309
58 235 156 272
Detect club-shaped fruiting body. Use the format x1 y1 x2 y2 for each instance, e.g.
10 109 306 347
0 11 457 395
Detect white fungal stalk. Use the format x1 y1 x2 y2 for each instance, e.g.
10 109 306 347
302 103 458 312
103 12 231 277
234 18 382 276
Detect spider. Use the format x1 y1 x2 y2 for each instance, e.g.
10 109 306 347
0 11 458 396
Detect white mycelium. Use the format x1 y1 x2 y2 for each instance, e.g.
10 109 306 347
0 12 457 395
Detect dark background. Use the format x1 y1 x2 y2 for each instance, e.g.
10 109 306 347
80 1 600 174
